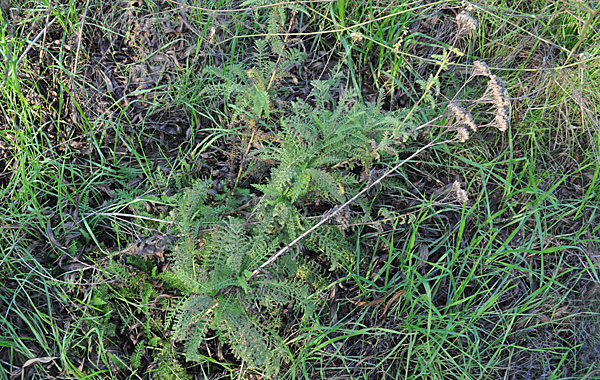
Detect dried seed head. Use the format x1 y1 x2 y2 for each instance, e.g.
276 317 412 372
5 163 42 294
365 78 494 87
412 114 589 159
448 102 477 131
462 1 475 12
486 75 510 131
335 206 351 231
487 75 509 108
472 61 491 77
456 127 470 142
495 107 510 132
453 181 469 204
350 32 363 43
208 27 216 45
457 11 478 35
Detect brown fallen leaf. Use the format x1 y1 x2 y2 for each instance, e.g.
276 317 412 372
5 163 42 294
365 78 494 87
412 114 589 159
11 357 58 380
537 314 550 323
348 289 405 313
417 243 429 270
552 306 570 320
380 290 406 319
46 219 65 249
586 230 599 264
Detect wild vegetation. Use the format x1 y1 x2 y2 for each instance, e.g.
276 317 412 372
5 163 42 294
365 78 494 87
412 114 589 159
1 0 599 379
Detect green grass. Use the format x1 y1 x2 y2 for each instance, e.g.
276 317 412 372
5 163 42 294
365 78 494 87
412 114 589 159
1 0 600 378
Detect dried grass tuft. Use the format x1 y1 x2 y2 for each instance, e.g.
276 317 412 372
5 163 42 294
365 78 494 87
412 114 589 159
456 11 478 35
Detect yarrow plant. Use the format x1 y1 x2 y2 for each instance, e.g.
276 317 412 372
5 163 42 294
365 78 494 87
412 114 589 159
473 60 492 77
453 180 469 204
158 5 512 377
448 102 477 142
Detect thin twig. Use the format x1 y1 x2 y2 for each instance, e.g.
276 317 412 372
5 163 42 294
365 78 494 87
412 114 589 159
235 361 246 380
0 17 57 87
251 116 447 277
39 2 52 62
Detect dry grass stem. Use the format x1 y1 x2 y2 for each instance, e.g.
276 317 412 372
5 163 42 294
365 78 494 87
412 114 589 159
0 17 57 87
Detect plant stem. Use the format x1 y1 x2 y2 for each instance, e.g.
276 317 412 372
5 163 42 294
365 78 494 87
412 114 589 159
566 5 600 63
